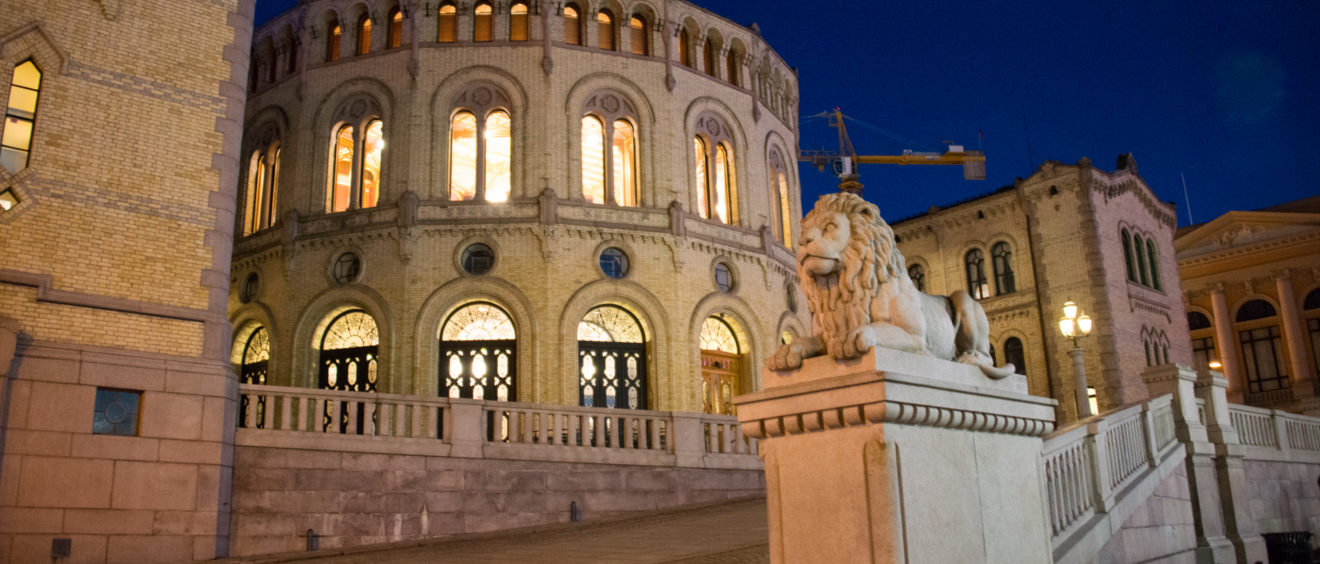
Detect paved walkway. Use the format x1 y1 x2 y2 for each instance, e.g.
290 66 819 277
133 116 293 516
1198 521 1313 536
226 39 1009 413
231 498 769 564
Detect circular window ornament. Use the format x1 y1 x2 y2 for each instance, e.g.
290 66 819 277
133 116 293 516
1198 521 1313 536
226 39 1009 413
599 247 630 279
239 272 260 303
461 243 495 275
332 252 362 284
714 262 735 292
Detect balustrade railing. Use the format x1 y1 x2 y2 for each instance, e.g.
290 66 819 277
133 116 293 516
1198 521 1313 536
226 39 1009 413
238 384 446 439
485 403 671 451
1229 404 1278 448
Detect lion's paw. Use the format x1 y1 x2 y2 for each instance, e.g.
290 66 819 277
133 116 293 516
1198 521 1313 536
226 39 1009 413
768 343 804 371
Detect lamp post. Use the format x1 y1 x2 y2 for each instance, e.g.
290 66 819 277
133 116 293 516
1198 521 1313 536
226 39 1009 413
1058 300 1094 418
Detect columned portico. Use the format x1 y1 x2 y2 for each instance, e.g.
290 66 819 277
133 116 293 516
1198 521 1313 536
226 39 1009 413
1275 270 1314 397
1209 284 1245 402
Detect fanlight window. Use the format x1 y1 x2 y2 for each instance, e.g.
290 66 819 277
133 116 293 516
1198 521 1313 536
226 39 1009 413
439 302 517 402
449 109 511 202
322 310 379 350
700 317 739 354
2 60 42 173
437 3 457 42
700 316 741 415
629 16 647 55
510 3 529 41
578 306 647 409
326 119 384 212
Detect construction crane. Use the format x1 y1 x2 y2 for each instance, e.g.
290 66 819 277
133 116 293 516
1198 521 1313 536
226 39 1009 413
799 108 985 195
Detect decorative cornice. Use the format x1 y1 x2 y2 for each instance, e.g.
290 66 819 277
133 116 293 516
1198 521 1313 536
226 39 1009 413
741 400 1055 439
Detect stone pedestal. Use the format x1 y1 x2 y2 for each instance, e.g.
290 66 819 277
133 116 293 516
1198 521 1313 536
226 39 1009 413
736 348 1058 563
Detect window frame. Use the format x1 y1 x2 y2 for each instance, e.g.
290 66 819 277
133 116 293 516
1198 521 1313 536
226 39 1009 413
628 16 648 55
473 2 493 42
991 241 1015 295
2 59 43 173
447 83 516 203
964 248 989 300
563 4 582 45
387 7 403 49
693 114 738 225
437 2 457 42
510 2 529 41
580 90 641 207
356 13 372 55
325 109 386 214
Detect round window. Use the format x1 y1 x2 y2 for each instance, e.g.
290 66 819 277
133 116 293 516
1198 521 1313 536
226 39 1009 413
461 243 495 275
599 247 630 279
239 272 260 303
714 262 734 292
332 252 362 284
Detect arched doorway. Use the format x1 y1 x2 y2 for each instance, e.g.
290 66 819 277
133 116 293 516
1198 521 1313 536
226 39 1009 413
318 310 379 433
238 326 269 428
438 302 516 401
700 316 742 415
577 305 647 409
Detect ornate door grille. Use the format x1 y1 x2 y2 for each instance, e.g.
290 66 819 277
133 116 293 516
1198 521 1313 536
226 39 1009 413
239 360 267 428
319 346 378 433
701 350 739 415
439 340 516 401
579 342 646 409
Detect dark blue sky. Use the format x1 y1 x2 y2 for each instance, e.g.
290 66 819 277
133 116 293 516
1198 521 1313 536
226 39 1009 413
255 0 1319 226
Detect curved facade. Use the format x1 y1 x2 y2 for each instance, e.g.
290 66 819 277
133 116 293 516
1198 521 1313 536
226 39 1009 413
231 0 806 413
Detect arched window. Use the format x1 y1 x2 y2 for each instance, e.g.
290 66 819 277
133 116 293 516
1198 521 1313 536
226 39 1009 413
726 49 740 86
1134 234 1149 286
243 136 280 235
473 2 492 42
437 3 456 42
703 39 717 77
1121 229 1136 283
1188 311 1217 372
356 14 372 55
700 316 742 415
286 37 298 75
439 302 516 401
326 116 384 213
577 305 647 409
597 10 615 50
564 5 581 45
991 242 1015 295
678 28 692 67
319 310 380 393
1236 299 1287 400
629 16 647 55
4 60 44 171
768 148 792 246
1004 337 1026 375
908 264 925 292
510 3 529 41
327 19 342 61
240 327 270 385
694 115 737 224
448 84 514 202
387 8 403 49
1146 239 1161 290
581 91 639 206
965 249 989 299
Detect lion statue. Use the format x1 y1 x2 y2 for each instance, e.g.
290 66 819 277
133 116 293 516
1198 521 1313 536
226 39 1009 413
769 192 1015 379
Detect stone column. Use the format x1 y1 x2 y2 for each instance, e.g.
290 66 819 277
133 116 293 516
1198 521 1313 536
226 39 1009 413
1197 368 1267 562
1275 272 1314 397
1210 285 1245 402
1069 347 1092 417
736 348 1056 563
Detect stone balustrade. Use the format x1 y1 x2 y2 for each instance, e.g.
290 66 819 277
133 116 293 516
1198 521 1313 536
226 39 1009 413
1227 403 1320 460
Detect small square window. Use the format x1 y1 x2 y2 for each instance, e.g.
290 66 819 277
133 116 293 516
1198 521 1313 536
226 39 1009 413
92 388 141 436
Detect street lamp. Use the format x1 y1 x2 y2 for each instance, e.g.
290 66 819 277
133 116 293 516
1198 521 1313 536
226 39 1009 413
1058 300 1094 418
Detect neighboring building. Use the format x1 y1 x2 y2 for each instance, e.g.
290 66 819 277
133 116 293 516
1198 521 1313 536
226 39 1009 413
891 155 1191 422
1175 196 1320 411
0 1 252 563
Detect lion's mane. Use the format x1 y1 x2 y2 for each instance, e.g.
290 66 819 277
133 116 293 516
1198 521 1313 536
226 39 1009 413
801 193 905 357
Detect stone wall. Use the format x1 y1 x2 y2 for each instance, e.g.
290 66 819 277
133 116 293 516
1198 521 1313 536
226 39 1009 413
1097 461 1198 563
229 445 764 556
1244 459 1320 536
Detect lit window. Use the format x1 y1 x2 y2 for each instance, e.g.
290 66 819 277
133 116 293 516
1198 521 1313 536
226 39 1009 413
694 115 736 224
327 20 342 61
580 92 640 207
329 125 354 212
678 29 691 67
319 310 380 395
93 388 141 436
243 136 280 235
510 3 529 41
0 189 18 211
713 144 731 222
449 85 514 202
326 117 384 213
597 10 614 50
388 9 403 49
581 116 605 203
599 247 629 278
484 111 511 202
564 5 581 45
357 14 372 55
437 3 456 42
2 60 42 173
612 120 637 206
361 120 383 208
768 149 792 246
965 249 988 299
474 2 492 42
440 303 516 401
699 315 741 415
449 111 477 201
629 16 647 55
991 242 1015 295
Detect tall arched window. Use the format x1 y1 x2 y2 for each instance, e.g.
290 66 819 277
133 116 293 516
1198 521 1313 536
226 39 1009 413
326 19 342 61
965 249 989 299
439 302 516 401
356 14 372 55
320 310 380 393
243 134 281 235
1004 337 1026 375
473 2 492 42
629 16 647 55
703 39 717 77
726 49 740 86
437 3 456 42
1121 229 1137 283
564 5 582 45
581 91 639 206
1188 311 1217 372
768 148 792 246
510 3 529 41
3 59 41 173
1134 234 1149 286
326 114 384 213
1146 239 1162 290
694 115 737 224
597 10 615 50
448 84 514 202
991 242 1015 295
578 305 647 409
678 28 692 67
700 316 742 415
908 264 925 292
1236 299 1288 400
387 8 403 49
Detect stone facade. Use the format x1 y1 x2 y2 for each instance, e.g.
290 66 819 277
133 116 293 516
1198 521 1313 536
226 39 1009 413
1175 196 1320 411
0 1 253 562
891 155 1191 421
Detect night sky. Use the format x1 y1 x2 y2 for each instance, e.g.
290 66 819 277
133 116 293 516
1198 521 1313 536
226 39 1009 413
255 0 1320 226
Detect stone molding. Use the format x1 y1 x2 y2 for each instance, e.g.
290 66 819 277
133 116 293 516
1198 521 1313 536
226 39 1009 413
0 268 216 323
